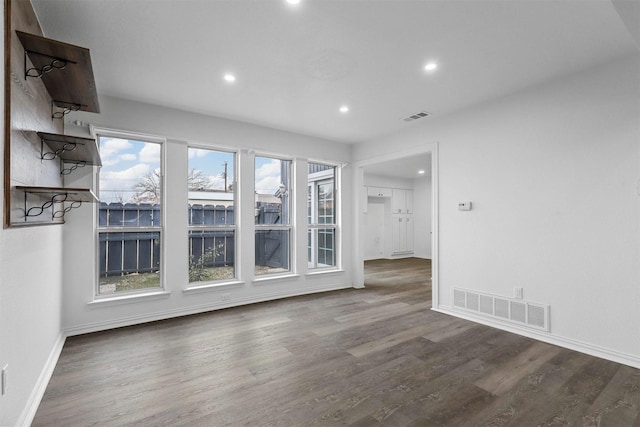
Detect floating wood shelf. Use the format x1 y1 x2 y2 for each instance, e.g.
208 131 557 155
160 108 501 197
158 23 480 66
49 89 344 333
15 31 100 117
37 132 102 174
16 186 98 221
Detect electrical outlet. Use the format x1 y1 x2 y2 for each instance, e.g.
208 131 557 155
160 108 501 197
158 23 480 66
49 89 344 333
221 293 230 301
2 364 8 395
514 287 523 299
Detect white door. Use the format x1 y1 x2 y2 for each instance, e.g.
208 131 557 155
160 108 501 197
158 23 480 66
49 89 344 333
392 214 401 253
364 202 385 259
405 215 414 251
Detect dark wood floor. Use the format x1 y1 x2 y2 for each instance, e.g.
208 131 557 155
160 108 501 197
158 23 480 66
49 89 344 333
33 258 639 426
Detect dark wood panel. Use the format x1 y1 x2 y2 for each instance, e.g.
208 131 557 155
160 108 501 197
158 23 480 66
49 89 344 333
32 259 640 426
3 0 11 228
16 31 100 113
37 132 102 165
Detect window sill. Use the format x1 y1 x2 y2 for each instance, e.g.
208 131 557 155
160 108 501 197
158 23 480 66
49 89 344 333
183 280 245 295
88 291 171 308
252 273 300 284
306 268 345 277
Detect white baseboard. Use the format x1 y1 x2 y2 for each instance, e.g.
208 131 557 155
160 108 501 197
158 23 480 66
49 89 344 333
434 306 640 369
17 333 66 427
65 283 353 336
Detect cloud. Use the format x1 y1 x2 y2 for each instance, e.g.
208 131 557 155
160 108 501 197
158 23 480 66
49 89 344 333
100 163 151 196
255 158 281 180
139 143 161 164
188 148 210 159
119 153 136 162
255 159 286 195
209 175 227 190
100 137 132 166
100 137 132 154
189 168 227 191
255 175 281 195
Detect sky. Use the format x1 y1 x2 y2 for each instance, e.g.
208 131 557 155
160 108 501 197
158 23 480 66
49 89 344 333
255 156 287 196
98 137 285 203
99 137 161 203
188 147 235 191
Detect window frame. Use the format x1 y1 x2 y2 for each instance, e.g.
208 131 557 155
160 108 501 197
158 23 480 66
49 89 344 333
254 154 294 277
94 129 166 298
307 162 339 271
187 145 238 286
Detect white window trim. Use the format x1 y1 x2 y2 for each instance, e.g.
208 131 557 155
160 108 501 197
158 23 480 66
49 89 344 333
94 130 167 300
182 280 245 295
254 156 295 278
186 145 239 287
88 291 171 307
307 163 339 271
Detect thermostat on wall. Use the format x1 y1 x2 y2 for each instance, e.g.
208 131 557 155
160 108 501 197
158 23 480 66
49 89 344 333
458 202 472 211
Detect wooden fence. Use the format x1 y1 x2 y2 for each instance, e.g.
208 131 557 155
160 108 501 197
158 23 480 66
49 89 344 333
99 203 285 277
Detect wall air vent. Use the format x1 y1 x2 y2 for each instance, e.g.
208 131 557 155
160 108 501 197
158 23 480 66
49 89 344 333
452 287 550 332
402 111 430 122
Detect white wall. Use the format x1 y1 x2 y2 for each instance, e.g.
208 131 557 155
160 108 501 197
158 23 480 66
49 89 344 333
354 55 640 367
413 176 432 259
61 96 353 335
0 12 67 427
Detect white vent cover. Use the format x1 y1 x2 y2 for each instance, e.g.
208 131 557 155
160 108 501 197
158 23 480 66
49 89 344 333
495 298 509 319
402 111 430 122
467 292 479 311
479 295 493 315
510 301 526 323
454 289 466 308
451 287 550 332
527 304 546 328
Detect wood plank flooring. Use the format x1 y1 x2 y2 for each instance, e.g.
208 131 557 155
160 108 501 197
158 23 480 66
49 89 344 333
33 258 640 426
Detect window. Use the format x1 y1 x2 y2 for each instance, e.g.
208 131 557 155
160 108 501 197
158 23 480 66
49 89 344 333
255 156 292 276
97 135 163 295
187 147 235 284
308 163 337 269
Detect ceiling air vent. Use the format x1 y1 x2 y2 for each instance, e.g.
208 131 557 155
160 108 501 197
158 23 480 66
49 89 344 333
403 111 430 122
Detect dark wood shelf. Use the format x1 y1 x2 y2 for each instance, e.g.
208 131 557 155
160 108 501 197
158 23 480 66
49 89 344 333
37 132 102 166
16 31 100 114
15 185 98 222
16 186 98 203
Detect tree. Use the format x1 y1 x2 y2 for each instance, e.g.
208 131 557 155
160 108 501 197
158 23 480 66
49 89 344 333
187 169 214 191
133 169 212 203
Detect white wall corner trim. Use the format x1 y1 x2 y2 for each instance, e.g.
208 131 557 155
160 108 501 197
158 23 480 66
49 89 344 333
433 306 640 370
17 333 66 427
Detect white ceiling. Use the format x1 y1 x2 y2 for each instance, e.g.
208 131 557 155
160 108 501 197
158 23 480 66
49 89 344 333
32 0 637 145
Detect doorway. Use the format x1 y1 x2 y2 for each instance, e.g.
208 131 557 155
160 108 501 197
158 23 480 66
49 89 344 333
353 143 439 306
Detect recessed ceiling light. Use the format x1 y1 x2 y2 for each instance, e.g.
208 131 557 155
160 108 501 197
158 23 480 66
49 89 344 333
424 62 438 72
223 73 236 83
339 105 349 113
286 0 301 4
418 169 426 175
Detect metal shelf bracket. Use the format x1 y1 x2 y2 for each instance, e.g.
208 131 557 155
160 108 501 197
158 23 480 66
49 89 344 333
23 49 76 79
